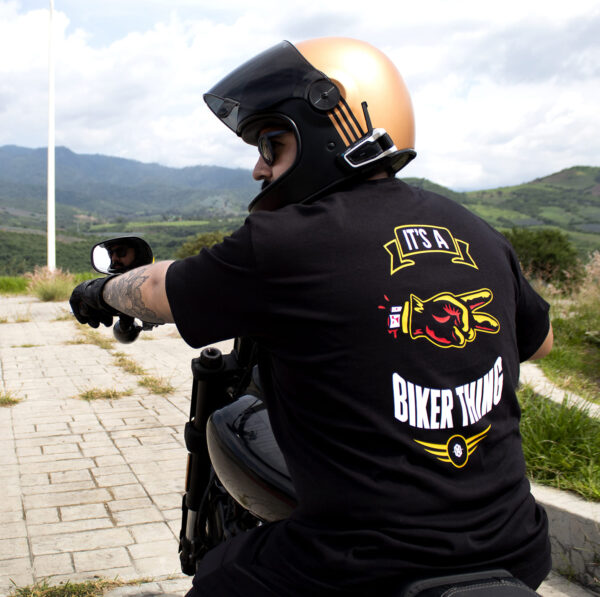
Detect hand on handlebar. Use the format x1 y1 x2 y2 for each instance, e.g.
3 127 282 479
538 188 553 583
69 276 119 328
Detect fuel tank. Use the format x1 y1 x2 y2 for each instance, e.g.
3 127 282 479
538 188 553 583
206 395 297 521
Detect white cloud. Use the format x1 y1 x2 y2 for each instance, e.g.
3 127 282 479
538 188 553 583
0 0 598 190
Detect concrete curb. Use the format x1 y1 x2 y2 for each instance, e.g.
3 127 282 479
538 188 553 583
533 484 600 594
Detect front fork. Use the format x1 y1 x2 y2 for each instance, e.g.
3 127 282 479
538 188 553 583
179 339 256 575
179 346 234 575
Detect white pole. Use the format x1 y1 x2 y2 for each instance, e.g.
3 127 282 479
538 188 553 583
47 0 56 271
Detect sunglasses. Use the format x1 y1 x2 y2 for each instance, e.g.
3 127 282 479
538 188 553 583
257 130 290 166
108 246 130 259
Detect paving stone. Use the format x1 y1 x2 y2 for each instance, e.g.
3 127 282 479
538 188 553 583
31 528 133 556
18 457 95 475
20 472 50 487
33 552 74 577
95 455 127 467
0 536 29 560
94 472 139 487
127 539 177 560
73 546 132 572
49 469 92 484
150 492 181 509
0 570 34 596
113 507 164 526
23 479 96 496
61 503 108 521
23 487 112 509
26 507 60 524
129 522 174 543
0 509 26 523
29 517 114 537
107 497 153 513
0 520 27 539
133 553 181 577
91 464 132 476
110 484 147 500
43 443 81 455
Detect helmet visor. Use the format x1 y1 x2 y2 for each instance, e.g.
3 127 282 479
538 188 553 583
204 41 324 139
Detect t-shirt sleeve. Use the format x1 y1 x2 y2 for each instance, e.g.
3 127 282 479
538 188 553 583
512 254 551 362
165 222 266 348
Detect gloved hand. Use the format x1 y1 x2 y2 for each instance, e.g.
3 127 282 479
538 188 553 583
69 276 119 328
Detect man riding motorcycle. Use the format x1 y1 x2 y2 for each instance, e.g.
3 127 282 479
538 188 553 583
70 38 553 596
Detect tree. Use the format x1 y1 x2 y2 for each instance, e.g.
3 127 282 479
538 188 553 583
175 231 229 259
502 228 584 290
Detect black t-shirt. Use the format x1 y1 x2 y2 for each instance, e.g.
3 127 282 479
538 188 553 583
166 178 551 590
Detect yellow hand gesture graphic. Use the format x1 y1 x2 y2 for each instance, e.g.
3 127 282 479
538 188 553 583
402 289 500 348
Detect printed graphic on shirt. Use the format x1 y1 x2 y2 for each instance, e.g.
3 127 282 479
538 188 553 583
392 357 503 468
392 356 503 430
384 225 478 275
379 289 500 348
414 426 491 468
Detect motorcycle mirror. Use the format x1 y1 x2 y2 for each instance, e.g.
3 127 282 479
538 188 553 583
91 236 154 274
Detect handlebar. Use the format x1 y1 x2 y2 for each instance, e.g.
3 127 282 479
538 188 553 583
113 315 157 343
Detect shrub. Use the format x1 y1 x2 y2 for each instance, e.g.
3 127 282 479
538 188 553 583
25 267 76 302
502 228 584 291
175 231 229 259
0 276 28 294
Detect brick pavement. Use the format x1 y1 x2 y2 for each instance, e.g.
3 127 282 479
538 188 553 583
0 296 233 596
0 295 595 596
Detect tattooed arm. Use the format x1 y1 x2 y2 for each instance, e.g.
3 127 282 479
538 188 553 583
102 261 175 324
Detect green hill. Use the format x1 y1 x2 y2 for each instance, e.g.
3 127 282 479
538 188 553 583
458 166 600 254
0 146 598 274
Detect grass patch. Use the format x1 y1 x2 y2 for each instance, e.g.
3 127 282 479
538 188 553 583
9 577 149 597
25 267 76 302
79 388 133 401
112 352 174 395
72 326 116 350
538 252 600 403
0 275 28 294
138 376 175 395
112 352 147 375
54 309 73 322
520 385 600 501
12 344 39 348
0 390 22 407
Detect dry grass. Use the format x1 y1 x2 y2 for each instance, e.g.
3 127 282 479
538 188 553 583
112 352 147 375
9 577 151 597
70 325 116 350
78 388 134 401
138 375 175 396
25 267 75 302
0 390 22 407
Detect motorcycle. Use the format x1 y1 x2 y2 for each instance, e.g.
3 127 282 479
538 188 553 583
89 236 542 597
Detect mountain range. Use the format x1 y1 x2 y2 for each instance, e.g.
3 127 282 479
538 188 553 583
1 145 599 257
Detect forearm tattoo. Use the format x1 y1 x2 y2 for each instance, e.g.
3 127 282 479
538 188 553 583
103 266 168 324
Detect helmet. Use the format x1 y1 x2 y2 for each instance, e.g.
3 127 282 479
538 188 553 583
204 37 416 211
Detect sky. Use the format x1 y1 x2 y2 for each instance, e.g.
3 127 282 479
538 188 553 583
0 0 598 191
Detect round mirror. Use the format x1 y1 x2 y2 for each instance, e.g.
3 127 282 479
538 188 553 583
90 237 154 274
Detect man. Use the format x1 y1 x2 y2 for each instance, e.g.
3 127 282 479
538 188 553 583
106 242 136 273
71 38 553 596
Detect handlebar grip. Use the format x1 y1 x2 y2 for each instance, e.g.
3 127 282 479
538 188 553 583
113 315 142 343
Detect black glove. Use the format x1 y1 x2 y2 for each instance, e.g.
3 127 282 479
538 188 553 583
70 276 119 328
